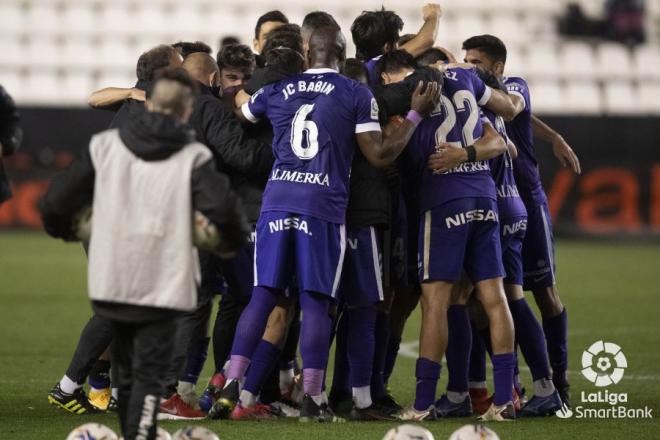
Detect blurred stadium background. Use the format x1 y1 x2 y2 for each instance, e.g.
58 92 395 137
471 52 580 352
1 0 659 238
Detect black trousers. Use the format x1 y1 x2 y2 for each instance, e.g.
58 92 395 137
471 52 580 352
164 301 213 396
65 314 114 383
212 292 249 372
111 317 179 440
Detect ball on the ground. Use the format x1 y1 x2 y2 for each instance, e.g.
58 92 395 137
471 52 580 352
448 424 500 440
193 210 220 250
173 425 220 440
382 424 434 440
66 423 118 440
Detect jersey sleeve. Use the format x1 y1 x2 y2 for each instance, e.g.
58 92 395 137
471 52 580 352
466 69 492 106
354 84 381 133
505 77 530 112
240 87 268 124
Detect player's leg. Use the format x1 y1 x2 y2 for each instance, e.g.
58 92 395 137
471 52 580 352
210 212 293 419
436 277 474 417
87 351 113 411
465 198 516 421
110 321 133 438
329 306 351 413
467 300 490 413
278 304 301 402
523 201 570 405
124 318 179 440
234 302 294 419
48 313 112 414
383 284 419 387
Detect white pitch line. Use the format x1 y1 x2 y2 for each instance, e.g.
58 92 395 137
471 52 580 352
397 340 660 381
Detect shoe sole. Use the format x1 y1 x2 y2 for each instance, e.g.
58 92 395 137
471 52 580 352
47 396 93 415
157 412 205 421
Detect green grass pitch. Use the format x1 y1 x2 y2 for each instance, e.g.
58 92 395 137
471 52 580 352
0 232 658 439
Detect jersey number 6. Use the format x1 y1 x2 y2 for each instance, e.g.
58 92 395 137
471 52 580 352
291 104 319 160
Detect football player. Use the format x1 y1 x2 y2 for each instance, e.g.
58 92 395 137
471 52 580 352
462 34 580 410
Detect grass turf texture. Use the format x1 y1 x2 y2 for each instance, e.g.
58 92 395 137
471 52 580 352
0 231 658 439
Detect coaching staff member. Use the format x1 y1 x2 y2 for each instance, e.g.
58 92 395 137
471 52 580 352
40 69 249 439
0 85 22 205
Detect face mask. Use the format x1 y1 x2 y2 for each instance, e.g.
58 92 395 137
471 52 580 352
222 85 241 98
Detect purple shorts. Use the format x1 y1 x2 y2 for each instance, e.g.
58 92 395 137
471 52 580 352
337 226 384 307
500 216 527 286
254 211 346 298
521 201 556 290
220 229 256 298
418 198 504 284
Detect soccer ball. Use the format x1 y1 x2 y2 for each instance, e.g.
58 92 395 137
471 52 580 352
73 205 93 242
382 424 434 440
65 423 118 440
172 426 221 440
192 210 220 251
448 424 500 440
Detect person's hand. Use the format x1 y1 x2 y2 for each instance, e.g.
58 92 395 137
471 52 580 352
411 81 441 117
552 136 581 174
130 88 146 101
422 3 442 20
234 89 251 109
427 143 467 173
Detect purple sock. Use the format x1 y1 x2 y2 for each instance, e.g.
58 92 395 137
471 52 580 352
303 368 325 396
383 335 401 385
446 305 472 393
299 291 333 394
509 299 551 381
348 306 376 388
331 311 350 396
370 310 389 399
414 357 441 411
468 321 487 384
180 337 209 384
543 308 568 387
243 340 281 395
227 286 279 380
492 352 515 406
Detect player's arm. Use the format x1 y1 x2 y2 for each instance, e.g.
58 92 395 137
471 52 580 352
88 87 146 109
399 4 442 58
531 114 581 174
202 98 273 174
507 138 518 159
427 123 506 173
483 88 524 122
191 159 250 257
358 81 440 168
39 144 96 241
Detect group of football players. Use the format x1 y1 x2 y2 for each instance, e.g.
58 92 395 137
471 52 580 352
44 2 581 429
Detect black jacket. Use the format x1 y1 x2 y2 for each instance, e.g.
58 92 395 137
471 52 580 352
108 80 151 129
189 84 273 176
40 111 249 253
0 85 22 204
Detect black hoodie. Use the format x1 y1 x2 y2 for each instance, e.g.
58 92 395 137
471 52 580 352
40 111 249 256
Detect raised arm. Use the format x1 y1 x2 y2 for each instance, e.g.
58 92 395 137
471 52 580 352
427 122 507 173
484 88 525 121
531 114 581 174
358 81 440 168
88 87 145 109
399 4 442 58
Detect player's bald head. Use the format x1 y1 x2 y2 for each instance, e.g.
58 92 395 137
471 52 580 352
182 52 220 86
307 26 346 68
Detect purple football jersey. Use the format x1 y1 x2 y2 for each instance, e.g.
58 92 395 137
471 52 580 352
482 108 527 220
504 77 545 204
242 68 381 224
405 67 496 211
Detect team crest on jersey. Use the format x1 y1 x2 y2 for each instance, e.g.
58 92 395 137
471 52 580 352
371 98 379 119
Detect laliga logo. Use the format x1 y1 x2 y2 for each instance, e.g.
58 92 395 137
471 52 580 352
581 340 627 387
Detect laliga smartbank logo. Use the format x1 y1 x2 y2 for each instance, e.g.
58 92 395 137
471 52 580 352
556 340 653 419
